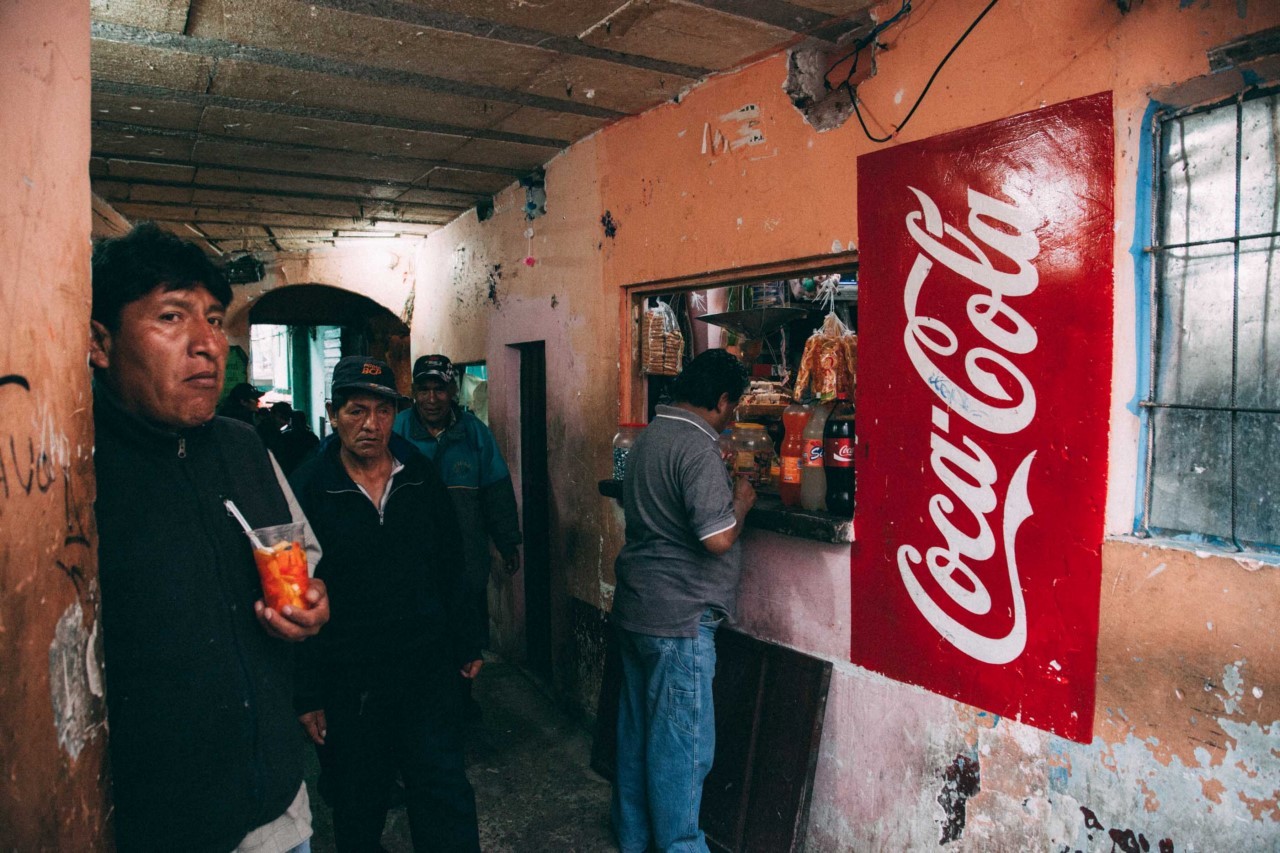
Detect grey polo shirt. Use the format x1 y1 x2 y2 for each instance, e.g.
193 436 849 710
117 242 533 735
611 404 740 637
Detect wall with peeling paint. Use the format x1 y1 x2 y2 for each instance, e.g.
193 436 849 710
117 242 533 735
0 0 110 845
224 242 419 347
410 0 1280 848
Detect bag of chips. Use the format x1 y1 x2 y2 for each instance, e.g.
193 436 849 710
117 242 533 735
642 302 684 376
795 312 857 401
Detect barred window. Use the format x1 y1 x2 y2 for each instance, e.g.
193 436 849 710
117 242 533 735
1143 90 1280 551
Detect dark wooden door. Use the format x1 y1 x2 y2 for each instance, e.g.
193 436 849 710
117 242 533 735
515 341 551 678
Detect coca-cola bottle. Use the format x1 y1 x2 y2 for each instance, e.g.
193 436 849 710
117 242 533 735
823 394 855 516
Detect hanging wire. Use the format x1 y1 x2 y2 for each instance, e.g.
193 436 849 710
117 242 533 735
825 0 913 93
836 0 1001 144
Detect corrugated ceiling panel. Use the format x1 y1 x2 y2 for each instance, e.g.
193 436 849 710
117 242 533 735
581 0 797 71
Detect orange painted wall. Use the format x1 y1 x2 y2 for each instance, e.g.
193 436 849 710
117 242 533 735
411 1 1280 847
0 0 110 846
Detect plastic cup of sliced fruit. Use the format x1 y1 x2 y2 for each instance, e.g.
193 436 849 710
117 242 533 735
248 522 310 611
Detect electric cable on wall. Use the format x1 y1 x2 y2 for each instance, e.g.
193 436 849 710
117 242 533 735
838 0 1001 143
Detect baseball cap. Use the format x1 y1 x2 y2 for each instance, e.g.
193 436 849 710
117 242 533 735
331 355 404 401
228 382 265 402
412 354 456 385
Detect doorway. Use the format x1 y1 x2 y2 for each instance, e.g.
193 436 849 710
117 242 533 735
514 341 551 679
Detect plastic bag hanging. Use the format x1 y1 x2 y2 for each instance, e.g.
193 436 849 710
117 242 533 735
642 300 684 376
794 276 857 401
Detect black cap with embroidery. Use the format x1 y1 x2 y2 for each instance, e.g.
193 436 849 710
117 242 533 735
412 354 457 385
331 355 404 401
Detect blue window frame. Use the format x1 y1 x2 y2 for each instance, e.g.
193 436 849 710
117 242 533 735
1139 88 1280 553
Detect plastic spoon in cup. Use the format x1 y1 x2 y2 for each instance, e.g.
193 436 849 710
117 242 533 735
223 498 267 551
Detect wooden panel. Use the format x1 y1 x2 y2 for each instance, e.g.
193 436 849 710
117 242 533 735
580 0 796 71
389 187 478 207
109 202 404 228
403 0 631 38
89 0 192 31
186 0 552 91
786 0 878 15
91 91 204 131
738 638 831 852
192 223 272 239
91 126 195 161
593 623 832 853
209 59 522 131
447 136 564 172
192 139 438 183
493 106 612 143
196 107 468 161
104 157 197 182
90 40 215 91
418 167 515 194
524 53 694 115
701 629 766 849
193 167 411 202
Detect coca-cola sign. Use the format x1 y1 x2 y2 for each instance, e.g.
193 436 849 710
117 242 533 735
852 93 1113 743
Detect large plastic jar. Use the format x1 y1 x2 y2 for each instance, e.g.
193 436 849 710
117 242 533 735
729 422 775 486
612 424 644 480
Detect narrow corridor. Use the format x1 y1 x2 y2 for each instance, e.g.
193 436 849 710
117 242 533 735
307 659 616 852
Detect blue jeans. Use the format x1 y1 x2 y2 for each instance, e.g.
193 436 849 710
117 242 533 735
611 612 720 853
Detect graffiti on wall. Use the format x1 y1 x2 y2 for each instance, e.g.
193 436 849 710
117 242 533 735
1 372 103 757
852 92 1115 743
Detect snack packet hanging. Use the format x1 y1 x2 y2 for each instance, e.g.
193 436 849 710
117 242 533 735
642 301 684 376
795 311 858 401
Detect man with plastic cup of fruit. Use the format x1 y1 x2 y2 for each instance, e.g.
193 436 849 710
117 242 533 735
90 223 330 853
289 355 483 852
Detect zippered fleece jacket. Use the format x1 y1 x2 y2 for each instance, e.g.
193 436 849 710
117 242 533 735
93 384 305 853
288 436 479 712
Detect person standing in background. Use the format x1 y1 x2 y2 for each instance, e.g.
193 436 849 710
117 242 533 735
291 356 483 852
393 354 521 717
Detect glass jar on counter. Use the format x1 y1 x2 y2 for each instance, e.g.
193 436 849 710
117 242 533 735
612 423 644 480
727 422 775 486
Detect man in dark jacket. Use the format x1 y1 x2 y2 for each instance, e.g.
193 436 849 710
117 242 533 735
291 356 483 853
392 355 520 717
89 222 330 853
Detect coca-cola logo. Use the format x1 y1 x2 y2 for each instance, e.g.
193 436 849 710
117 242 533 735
826 441 854 464
895 186 1040 666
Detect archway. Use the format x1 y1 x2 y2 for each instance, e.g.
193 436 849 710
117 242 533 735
245 284 411 434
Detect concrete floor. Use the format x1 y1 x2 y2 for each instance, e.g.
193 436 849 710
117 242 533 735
307 659 617 852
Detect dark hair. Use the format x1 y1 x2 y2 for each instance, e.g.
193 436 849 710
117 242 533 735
91 222 232 331
669 349 750 409
270 401 293 417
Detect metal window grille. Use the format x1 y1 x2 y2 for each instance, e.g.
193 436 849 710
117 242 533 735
1142 88 1280 552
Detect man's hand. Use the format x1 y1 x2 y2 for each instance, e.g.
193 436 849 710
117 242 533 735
732 475 757 517
460 659 484 680
256 577 330 641
491 548 521 583
299 710 326 746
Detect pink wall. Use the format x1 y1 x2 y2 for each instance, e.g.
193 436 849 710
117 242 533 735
0 0 110 844
411 0 1280 847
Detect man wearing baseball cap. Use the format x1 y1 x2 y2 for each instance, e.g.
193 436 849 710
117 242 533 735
289 355 483 851
393 354 522 717
218 380 265 425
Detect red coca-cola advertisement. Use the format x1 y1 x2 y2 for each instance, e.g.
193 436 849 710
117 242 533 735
852 93 1113 743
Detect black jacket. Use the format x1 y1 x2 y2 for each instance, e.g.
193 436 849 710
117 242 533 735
289 436 478 712
93 384 304 853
